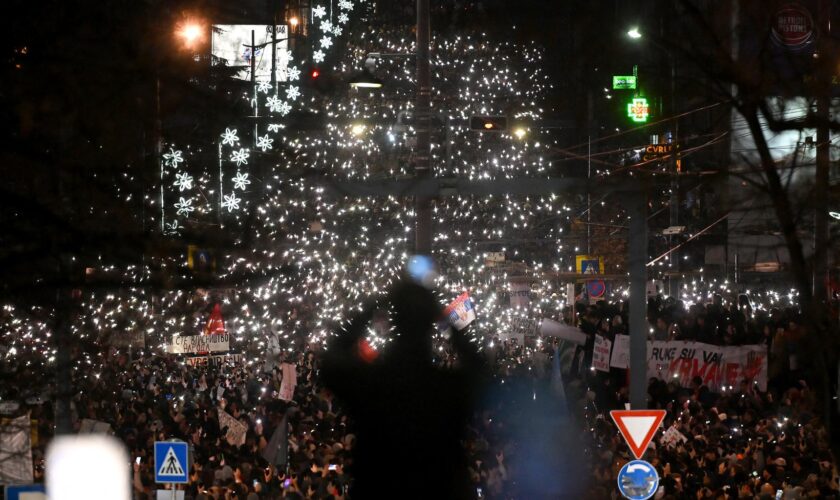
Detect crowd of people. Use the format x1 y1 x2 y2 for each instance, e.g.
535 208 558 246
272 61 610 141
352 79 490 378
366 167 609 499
568 293 840 499
2 287 835 500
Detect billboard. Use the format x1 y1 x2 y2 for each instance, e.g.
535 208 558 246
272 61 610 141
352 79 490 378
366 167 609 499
211 25 289 82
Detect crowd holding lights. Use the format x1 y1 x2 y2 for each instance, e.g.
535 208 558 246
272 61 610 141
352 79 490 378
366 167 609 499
1 0 808 378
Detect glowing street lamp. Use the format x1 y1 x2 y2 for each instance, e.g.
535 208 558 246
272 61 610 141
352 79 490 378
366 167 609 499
176 19 205 49
513 127 527 139
627 27 643 39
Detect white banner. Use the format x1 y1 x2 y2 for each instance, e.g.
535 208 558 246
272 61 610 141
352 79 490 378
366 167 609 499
0 413 33 484
78 419 112 434
510 283 531 308
169 334 230 354
538 319 587 345
278 363 297 402
591 335 612 372
184 353 243 367
217 410 247 447
610 334 631 369
609 340 768 392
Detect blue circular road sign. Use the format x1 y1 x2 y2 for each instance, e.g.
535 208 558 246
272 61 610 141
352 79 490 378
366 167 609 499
617 459 659 500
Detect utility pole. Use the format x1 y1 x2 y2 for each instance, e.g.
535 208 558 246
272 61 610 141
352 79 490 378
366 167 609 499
415 0 432 255
629 185 648 410
814 0 831 303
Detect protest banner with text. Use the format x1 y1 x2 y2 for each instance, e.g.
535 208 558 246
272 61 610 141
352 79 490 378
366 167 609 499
609 338 767 392
168 334 230 354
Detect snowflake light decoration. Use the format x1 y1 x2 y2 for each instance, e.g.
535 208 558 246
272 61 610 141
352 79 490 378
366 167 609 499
266 96 285 113
338 13 349 24
174 172 194 191
174 197 195 216
165 220 182 233
321 20 333 33
267 124 283 132
287 66 301 81
338 0 353 10
332 26 343 36
221 193 241 212
286 86 301 101
312 5 327 18
256 134 274 151
313 50 325 63
278 102 292 115
162 148 184 168
232 172 251 190
221 128 239 146
320 36 333 49
231 148 250 166
257 82 273 94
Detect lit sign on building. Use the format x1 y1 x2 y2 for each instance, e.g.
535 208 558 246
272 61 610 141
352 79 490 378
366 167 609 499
627 97 650 123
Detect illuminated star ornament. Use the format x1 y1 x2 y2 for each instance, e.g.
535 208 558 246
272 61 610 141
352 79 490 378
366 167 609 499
162 148 184 167
257 82 272 94
338 0 353 10
338 13 349 24
221 193 241 212
312 5 327 18
174 172 194 191
256 134 274 151
232 172 251 190
221 128 239 146
174 197 195 216
231 148 250 166
320 36 333 49
287 66 301 81
313 50 325 63
321 20 333 33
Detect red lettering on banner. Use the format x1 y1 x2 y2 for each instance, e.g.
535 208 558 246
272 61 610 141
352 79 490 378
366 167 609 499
724 363 740 387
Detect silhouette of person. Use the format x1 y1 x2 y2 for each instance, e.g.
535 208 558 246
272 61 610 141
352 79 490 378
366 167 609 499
321 280 485 499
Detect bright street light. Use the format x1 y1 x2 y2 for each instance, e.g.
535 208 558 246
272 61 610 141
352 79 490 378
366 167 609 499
289 17 299 28
627 27 643 39
513 127 527 139
176 19 205 49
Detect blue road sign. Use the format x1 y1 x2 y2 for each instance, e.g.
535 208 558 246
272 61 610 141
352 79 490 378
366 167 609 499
155 441 189 484
5 484 46 500
617 459 659 500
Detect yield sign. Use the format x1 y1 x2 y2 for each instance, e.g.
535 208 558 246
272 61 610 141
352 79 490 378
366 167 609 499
610 410 666 460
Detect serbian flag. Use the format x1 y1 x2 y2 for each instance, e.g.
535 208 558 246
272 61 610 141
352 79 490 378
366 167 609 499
204 303 226 335
444 292 476 330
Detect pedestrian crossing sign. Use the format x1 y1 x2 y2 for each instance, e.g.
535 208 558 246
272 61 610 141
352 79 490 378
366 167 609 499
155 441 189 484
575 255 604 275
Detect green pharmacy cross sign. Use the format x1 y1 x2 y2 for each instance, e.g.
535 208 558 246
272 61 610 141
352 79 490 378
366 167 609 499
627 97 649 123
612 75 637 90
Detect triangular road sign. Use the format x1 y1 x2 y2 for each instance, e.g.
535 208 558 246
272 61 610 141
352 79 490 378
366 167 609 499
610 409 666 460
157 446 185 477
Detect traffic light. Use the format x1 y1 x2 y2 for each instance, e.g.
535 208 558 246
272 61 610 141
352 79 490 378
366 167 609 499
470 116 507 132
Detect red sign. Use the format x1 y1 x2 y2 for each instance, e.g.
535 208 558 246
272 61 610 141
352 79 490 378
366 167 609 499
204 303 226 335
610 410 666 460
772 4 814 48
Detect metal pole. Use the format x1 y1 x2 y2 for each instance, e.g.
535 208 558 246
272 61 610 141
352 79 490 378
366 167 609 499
414 0 432 255
628 187 648 409
814 0 830 303
668 50 679 297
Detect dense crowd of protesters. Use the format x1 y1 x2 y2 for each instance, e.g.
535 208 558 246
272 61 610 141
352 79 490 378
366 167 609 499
2 289 838 499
